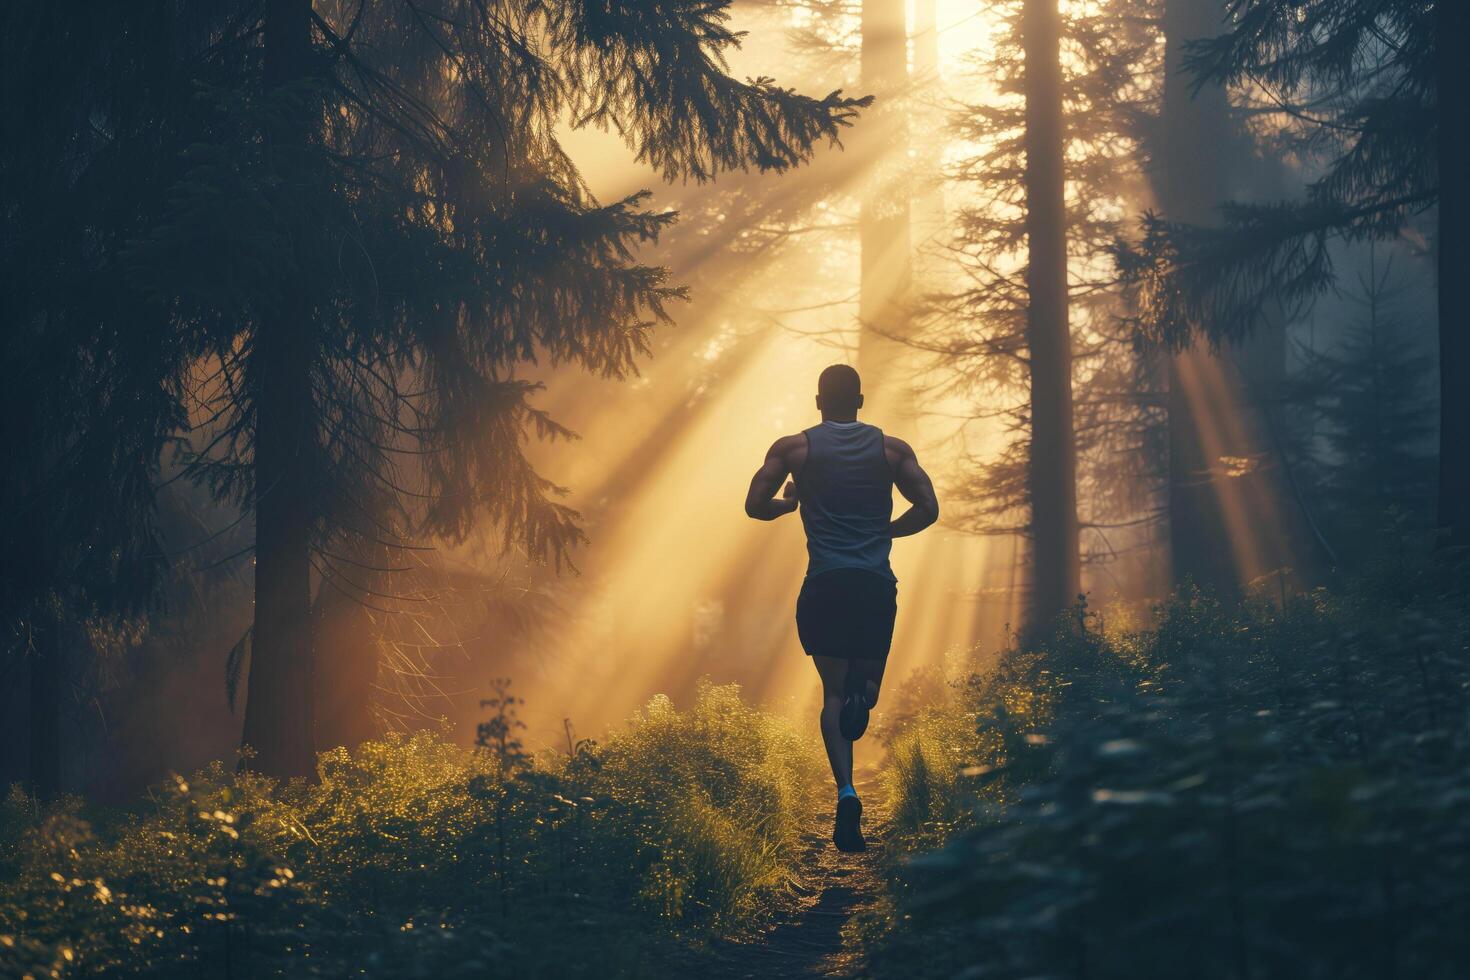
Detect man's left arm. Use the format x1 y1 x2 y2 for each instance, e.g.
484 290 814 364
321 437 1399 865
889 438 939 538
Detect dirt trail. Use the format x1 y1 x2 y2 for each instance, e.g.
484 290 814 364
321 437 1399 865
697 773 887 979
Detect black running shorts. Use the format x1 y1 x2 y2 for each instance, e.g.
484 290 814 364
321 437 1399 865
795 568 898 660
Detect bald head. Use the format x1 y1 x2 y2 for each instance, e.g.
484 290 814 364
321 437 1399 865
816 364 863 419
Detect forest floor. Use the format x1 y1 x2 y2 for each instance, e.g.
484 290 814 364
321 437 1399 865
689 769 887 979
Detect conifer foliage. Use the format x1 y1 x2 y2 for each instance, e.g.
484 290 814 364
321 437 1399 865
925 0 1156 630
1 3 203 796
1115 1 1464 546
10 0 867 778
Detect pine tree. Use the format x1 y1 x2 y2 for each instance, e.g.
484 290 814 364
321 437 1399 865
1158 0 1236 594
1289 251 1437 558
1 2 197 795
1116 0 1460 546
854 0 914 411
923 0 1155 630
1020 0 1079 629
114 0 866 777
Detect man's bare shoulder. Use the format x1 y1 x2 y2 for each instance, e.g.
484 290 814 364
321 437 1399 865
883 434 917 461
770 434 817 470
769 433 808 464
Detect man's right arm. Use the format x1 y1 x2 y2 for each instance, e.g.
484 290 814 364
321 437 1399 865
745 437 800 521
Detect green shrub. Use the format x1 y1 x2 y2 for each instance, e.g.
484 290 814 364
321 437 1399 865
0 680 820 978
582 682 822 930
882 649 1061 851
874 562 1470 979
0 766 331 978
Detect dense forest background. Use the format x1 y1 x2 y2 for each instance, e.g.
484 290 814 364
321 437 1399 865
2 1 1466 977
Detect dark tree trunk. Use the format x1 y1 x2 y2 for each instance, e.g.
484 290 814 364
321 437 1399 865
1234 153 1333 580
1438 0 1469 549
1161 0 1237 594
27 612 61 800
313 600 378 754
1021 0 1080 630
855 0 912 412
239 0 317 778
313 566 380 754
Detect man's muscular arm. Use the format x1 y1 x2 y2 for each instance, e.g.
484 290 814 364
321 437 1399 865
745 437 801 520
888 437 939 538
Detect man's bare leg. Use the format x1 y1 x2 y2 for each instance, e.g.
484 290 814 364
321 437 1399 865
814 654 889 852
813 655 889 788
813 655 854 789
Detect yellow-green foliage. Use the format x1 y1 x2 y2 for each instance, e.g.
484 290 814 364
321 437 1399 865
883 684 985 850
0 681 820 979
883 650 1062 852
584 682 821 929
299 732 505 905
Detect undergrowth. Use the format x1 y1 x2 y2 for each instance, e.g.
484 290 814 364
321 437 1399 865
0 680 820 978
869 554 1470 979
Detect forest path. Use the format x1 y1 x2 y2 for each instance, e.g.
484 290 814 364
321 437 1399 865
696 770 888 979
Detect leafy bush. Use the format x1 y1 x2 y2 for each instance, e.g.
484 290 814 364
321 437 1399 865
881 650 1058 852
584 683 821 931
0 681 820 978
873 559 1470 979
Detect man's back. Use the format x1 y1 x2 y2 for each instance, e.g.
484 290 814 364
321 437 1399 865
796 420 895 582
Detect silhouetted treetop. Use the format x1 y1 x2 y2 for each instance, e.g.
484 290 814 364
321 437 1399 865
1115 0 1437 350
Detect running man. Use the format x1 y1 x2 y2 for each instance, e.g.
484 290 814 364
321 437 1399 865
744 364 939 852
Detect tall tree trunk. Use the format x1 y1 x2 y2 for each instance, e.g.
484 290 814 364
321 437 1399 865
855 0 912 413
27 609 61 800
1234 152 1332 579
1021 0 1080 630
1161 0 1236 594
910 0 946 281
912 0 938 84
313 546 381 753
1438 0 1469 549
240 0 316 778
313 596 379 753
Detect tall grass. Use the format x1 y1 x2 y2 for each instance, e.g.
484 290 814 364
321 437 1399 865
873 556 1470 979
0 681 820 978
